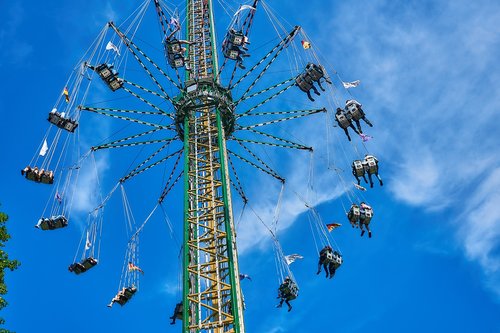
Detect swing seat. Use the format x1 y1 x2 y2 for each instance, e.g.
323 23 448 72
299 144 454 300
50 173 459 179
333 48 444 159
353 160 365 176
69 257 98 275
364 158 378 174
335 112 351 129
360 207 373 225
296 74 313 93
123 286 137 298
223 46 240 60
52 215 68 229
82 257 98 270
305 63 326 82
116 296 129 306
168 54 185 68
279 281 298 300
348 206 360 223
96 63 114 80
36 215 68 230
68 262 86 274
332 252 343 267
48 112 79 133
108 78 123 91
166 39 182 54
114 286 137 306
40 172 54 184
96 64 123 91
346 102 363 120
23 168 54 184
227 29 245 46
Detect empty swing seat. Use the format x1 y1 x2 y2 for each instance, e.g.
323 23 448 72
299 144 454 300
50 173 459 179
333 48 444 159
108 78 123 91
68 257 98 274
36 215 68 230
95 64 123 91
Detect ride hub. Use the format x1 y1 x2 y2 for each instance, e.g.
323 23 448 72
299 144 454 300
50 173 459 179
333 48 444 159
173 78 236 138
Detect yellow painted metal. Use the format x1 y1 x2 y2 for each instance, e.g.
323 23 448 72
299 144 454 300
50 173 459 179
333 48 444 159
182 1 244 331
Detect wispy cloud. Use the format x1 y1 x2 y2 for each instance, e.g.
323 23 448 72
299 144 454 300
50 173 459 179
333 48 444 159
70 152 110 215
236 114 344 253
458 168 500 296
319 0 500 297
161 278 181 296
237 0 500 300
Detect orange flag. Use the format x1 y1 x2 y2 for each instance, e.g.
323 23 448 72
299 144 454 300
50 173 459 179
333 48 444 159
326 223 341 232
128 262 144 274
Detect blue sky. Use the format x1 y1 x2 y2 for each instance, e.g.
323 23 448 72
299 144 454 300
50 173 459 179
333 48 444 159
1 0 500 332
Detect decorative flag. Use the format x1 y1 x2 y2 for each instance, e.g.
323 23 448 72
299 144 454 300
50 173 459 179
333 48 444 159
85 231 92 250
63 87 70 103
128 262 144 274
39 139 49 156
354 183 367 191
301 40 311 49
105 41 120 56
234 5 256 17
342 80 361 89
55 192 63 204
326 223 341 232
239 274 252 281
285 254 304 265
359 133 373 142
170 17 180 30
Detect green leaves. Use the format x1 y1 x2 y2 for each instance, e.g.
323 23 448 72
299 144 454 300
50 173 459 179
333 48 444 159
0 206 19 332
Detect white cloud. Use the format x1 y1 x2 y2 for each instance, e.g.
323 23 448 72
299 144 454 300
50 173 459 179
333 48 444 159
459 168 500 292
319 0 500 297
70 152 110 216
235 0 500 300
161 278 181 296
235 112 345 253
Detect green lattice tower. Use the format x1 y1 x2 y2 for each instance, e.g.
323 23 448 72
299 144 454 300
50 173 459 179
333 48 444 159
176 0 244 332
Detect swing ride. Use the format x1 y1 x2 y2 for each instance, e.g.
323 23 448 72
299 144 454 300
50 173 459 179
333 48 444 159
21 0 384 331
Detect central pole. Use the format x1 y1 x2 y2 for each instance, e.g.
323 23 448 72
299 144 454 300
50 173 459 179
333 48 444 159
181 0 244 331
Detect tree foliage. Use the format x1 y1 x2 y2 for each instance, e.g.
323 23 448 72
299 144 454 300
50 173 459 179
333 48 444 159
0 209 20 331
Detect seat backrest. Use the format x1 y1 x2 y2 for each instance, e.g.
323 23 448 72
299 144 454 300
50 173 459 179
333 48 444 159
335 112 350 128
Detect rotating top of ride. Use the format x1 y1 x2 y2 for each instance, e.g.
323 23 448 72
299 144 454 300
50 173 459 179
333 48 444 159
173 77 236 138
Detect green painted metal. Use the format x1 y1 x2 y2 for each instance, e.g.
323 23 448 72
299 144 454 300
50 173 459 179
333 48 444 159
180 0 244 331
215 109 242 333
182 114 190 333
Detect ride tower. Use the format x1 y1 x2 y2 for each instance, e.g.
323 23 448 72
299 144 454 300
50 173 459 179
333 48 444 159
178 0 244 331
